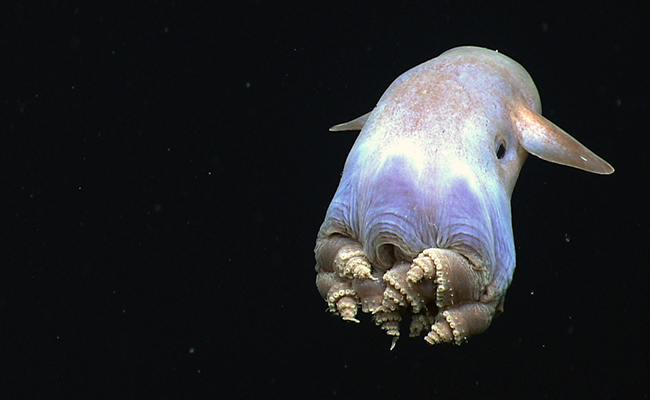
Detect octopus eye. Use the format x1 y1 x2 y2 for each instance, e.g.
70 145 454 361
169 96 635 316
496 142 506 160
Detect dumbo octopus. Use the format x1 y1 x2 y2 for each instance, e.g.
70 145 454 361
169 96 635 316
314 46 613 349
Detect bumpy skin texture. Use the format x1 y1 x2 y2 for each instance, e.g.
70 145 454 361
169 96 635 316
315 47 613 347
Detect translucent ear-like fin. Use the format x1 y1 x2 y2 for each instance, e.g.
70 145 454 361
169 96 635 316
511 103 614 175
329 111 372 132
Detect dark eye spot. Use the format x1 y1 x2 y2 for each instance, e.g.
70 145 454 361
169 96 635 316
496 143 506 159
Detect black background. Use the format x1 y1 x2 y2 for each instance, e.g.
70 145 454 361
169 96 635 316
2 1 648 399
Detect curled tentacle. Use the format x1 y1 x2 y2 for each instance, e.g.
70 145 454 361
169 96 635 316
315 272 360 322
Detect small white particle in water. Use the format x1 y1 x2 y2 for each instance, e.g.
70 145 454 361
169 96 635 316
189 347 195 354
580 156 587 161
530 291 534 296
